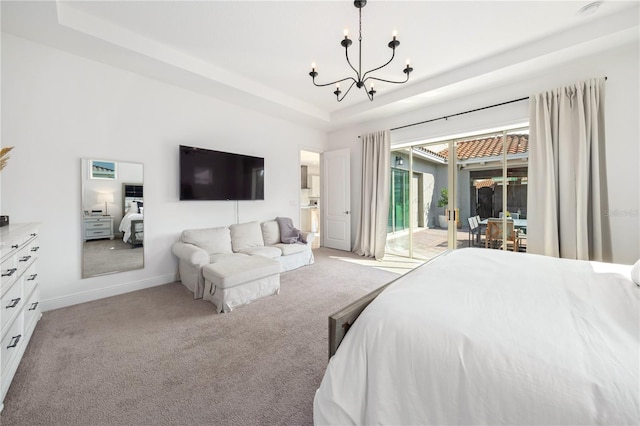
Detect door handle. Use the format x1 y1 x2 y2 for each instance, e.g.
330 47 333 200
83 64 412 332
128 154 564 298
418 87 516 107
344 211 350 214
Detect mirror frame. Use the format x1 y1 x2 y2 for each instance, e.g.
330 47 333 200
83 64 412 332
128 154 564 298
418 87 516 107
81 158 144 278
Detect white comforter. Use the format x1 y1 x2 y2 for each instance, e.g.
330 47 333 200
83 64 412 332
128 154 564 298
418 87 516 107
314 248 639 425
118 212 143 243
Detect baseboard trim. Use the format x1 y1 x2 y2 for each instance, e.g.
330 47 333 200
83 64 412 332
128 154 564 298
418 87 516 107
41 274 176 312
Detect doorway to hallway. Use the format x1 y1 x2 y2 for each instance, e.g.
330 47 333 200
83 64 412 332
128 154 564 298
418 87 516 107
300 150 321 248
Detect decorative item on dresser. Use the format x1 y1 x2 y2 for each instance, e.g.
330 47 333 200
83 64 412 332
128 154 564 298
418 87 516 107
0 223 42 412
82 216 114 242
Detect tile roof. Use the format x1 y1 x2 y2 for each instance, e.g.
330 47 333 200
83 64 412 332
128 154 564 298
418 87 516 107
418 134 528 161
473 178 497 189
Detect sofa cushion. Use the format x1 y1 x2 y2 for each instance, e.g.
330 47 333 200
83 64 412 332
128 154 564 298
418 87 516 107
230 221 264 252
182 226 232 255
261 220 280 246
272 242 309 256
238 246 282 259
202 256 281 289
210 252 250 263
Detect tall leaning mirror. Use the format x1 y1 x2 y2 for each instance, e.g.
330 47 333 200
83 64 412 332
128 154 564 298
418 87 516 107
81 159 144 278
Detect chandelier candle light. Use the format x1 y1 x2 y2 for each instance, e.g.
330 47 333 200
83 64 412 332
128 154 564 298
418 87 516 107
309 0 413 101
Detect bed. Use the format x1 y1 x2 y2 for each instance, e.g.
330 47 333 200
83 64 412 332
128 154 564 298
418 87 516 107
119 183 143 247
314 248 639 425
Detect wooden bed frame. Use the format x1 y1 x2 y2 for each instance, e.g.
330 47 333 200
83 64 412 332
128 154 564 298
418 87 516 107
129 219 144 247
327 251 450 359
122 183 143 247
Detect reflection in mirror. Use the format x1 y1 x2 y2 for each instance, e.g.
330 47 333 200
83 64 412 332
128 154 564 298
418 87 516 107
81 159 144 278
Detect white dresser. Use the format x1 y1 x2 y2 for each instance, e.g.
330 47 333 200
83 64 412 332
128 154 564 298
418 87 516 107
82 216 114 241
0 223 42 412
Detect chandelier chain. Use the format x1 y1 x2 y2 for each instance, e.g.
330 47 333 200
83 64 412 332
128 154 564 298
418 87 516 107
359 7 363 42
358 6 363 83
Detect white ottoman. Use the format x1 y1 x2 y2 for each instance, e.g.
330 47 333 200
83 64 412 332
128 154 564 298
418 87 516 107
202 256 281 313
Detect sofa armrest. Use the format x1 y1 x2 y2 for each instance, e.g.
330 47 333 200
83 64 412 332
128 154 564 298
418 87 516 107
302 232 315 247
172 242 209 266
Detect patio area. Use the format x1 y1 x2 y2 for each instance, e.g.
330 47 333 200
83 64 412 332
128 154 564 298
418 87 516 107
386 225 527 261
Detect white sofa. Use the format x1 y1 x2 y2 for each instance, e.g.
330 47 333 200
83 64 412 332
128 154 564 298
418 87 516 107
171 220 314 312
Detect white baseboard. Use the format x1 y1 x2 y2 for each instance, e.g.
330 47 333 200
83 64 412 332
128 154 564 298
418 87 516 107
40 274 177 312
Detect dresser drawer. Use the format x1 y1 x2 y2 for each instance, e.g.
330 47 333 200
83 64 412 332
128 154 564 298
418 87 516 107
1 279 23 336
1 256 18 295
15 244 35 278
24 289 40 334
23 264 38 299
27 237 41 258
1 233 38 296
85 217 110 223
85 220 110 230
0 232 28 260
1 313 23 375
86 229 112 238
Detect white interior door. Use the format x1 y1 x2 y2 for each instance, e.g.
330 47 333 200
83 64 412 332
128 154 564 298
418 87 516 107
322 148 351 251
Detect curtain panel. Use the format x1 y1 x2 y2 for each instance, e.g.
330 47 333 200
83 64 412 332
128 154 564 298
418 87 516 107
527 77 609 261
353 130 391 259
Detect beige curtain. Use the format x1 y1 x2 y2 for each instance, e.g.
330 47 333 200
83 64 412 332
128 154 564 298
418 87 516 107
353 130 391 259
527 78 609 261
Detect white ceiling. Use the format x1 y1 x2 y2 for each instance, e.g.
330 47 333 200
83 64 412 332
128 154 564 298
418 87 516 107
2 1 639 131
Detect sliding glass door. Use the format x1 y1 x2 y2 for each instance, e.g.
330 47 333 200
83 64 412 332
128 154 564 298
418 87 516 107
387 143 453 260
387 126 529 260
387 149 411 257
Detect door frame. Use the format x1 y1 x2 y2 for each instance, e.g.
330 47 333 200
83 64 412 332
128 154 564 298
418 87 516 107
299 147 322 247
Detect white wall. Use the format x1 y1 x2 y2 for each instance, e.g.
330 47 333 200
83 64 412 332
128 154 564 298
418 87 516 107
329 41 640 264
1 34 327 310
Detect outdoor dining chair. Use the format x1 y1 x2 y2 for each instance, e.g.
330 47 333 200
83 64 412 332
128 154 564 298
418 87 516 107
485 218 520 251
467 217 480 247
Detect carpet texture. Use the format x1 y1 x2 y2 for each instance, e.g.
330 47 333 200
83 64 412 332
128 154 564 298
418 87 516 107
1 248 399 425
82 238 144 277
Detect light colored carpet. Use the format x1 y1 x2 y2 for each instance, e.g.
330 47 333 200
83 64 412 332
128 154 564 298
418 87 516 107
82 237 144 277
1 248 411 426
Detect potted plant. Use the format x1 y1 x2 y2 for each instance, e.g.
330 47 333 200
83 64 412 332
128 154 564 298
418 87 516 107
437 188 448 229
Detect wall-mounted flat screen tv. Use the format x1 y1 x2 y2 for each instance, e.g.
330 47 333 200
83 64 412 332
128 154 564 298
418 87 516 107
179 145 264 201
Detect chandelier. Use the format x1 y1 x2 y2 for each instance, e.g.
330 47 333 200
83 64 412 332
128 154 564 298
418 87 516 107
309 0 413 102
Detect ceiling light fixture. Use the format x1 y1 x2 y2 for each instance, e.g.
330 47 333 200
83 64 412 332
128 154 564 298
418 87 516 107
309 0 413 102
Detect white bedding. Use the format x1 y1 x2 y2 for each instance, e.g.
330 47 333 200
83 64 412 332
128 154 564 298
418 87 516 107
313 248 639 425
118 212 143 243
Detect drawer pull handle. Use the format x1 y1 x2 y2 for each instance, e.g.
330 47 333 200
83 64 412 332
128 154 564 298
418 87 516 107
6 297 21 308
28 273 38 281
31 246 40 252
11 244 19 249
29 302 39 311
19 255 32 262
7 334 22 349
2 268 17 277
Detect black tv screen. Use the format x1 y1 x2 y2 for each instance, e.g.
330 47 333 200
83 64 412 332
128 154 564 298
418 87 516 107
179 145 264 201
